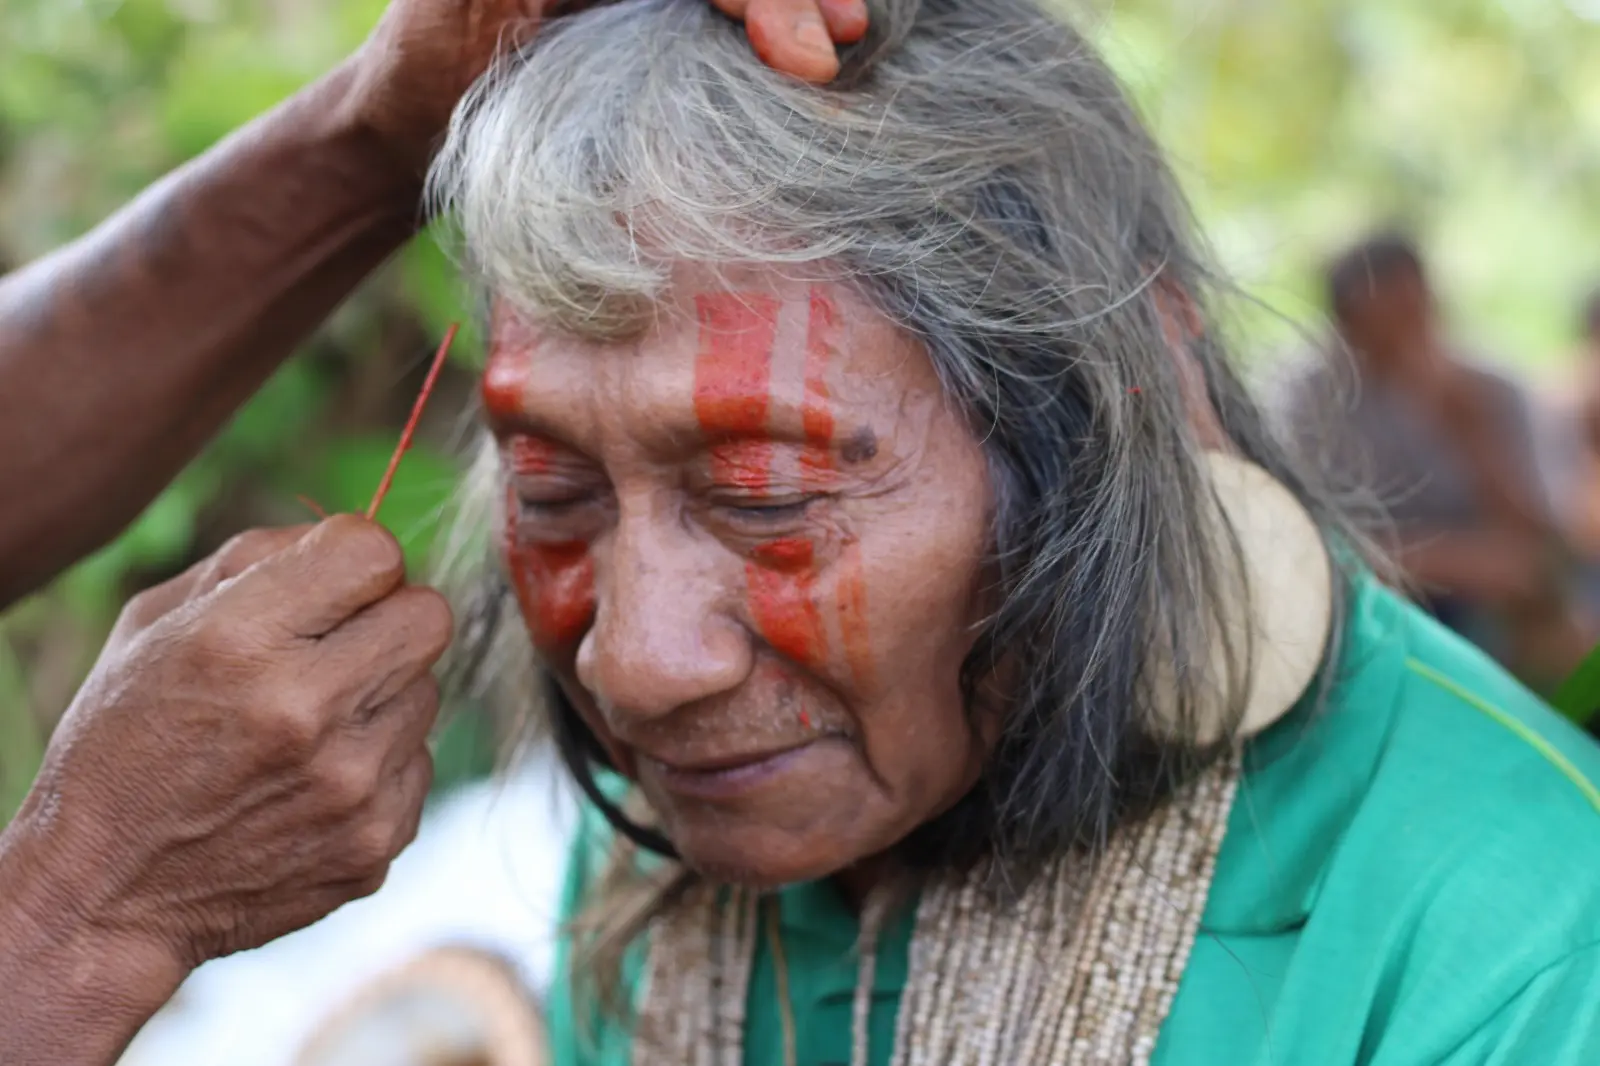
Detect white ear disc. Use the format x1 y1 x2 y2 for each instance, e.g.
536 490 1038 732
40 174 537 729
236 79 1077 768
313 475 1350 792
1146 453 1334 745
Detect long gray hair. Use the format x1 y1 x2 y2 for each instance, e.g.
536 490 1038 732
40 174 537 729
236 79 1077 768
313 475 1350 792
429 0 1359 886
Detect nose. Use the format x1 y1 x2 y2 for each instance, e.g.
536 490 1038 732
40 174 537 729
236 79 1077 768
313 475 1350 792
576 513 751 721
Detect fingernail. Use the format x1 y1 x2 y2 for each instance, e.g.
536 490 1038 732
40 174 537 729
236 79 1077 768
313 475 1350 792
794 13 833 56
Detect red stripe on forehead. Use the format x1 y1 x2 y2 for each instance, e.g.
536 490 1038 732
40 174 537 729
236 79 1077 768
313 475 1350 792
694 292 781 486
693 293 781 436
801 288 840 485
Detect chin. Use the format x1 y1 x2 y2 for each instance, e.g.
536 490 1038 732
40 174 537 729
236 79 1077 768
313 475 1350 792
665 820 860 890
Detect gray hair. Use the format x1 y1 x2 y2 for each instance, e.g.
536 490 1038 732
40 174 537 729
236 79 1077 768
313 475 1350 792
429 0 1362 882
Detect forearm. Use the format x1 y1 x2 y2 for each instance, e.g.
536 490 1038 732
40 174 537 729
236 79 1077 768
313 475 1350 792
1394 529 1545 607
0 59 422 609
0 821 186 1066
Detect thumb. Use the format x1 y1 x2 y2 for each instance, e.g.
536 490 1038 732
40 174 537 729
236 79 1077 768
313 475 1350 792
221 515 408 638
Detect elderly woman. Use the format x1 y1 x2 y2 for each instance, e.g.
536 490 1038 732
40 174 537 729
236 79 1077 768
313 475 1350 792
428 1 1600 1063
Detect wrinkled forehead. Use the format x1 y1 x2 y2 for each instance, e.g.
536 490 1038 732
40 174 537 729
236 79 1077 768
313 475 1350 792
482 264 946 437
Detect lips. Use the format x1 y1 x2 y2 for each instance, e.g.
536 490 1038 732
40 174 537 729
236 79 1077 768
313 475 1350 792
648 742 814 775
639 738 838 802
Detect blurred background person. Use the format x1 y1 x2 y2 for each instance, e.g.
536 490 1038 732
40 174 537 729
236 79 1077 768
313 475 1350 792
1276 231 1593 691
1545 286 1600 672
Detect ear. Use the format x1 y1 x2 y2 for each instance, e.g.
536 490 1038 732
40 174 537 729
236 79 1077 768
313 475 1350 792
1153 280 1231 453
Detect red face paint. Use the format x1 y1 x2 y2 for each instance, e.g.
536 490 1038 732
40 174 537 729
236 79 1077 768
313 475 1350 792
500 429 593 648
485 309 595 649
694 294 781 486
502 481 596 649
692 289 875 722
747 538 828 666
694 293 830 691
800 290 839 484
483 309 541 423
508 435 558 476
837 540 874 689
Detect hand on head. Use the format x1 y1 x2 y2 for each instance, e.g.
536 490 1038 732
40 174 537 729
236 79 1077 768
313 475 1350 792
0 515 452 986
347 0 869 171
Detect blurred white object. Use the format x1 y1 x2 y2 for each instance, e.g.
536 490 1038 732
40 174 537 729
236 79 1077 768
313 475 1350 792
120 744 577 1066
294 946 548 1066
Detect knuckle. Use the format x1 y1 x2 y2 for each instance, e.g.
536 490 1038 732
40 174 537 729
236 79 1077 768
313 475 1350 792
320 761 378 813
401 674 442 719
178 612 258 674
348 820 397 871
347 870 390 902
118 588 166 631
257 684 326 754
408 752 436 800
323 515 404 578
212 529 288 581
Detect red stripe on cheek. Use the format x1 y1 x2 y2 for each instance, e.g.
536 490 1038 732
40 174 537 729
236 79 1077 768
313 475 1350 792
837 540 874 688
748 538 827 667
801 288 840 485
503 485 596 648
693 293 780 485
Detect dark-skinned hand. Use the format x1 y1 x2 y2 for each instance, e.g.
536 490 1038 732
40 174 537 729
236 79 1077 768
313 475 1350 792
345 0 871 173
0 516 453 985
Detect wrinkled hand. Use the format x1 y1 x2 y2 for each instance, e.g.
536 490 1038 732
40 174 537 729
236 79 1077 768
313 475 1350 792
346 0 869 172
3 516 452 980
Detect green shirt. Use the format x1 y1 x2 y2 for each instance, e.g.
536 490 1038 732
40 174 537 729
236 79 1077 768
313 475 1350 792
549 578 1600 1065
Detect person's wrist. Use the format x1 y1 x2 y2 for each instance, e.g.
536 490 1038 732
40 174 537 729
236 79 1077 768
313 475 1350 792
330 46 453 198
299 56 435 226
0 811 189 1025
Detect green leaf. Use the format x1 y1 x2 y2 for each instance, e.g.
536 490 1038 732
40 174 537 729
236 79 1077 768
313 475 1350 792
1551 641 1600 724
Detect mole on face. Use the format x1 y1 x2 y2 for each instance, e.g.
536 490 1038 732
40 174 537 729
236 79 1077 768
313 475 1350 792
841 427 878 465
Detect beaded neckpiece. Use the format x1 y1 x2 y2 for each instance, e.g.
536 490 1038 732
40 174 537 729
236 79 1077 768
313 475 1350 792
627 755 1239 1066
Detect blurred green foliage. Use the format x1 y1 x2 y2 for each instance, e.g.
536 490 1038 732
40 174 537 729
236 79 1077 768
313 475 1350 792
1102 0 1600 367
1 0 1599 821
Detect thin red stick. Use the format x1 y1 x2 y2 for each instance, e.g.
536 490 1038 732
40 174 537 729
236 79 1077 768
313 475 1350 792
296 495 329 520
367 323 460 522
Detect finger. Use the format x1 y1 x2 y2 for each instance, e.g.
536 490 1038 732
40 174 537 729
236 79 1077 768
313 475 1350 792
746 0 840 83
227 515 407 638
118 525 315 633
364 675 445 783
385 749 435 858
316 586 454 717
708 0 750 17
815 0 868 44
